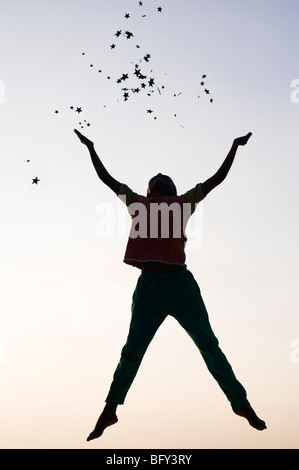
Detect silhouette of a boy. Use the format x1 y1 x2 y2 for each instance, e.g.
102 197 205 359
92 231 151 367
74 129 266 441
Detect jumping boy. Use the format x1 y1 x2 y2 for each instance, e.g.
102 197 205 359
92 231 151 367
74 129 267 441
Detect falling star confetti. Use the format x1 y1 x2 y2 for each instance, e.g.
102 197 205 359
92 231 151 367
53 6 215 132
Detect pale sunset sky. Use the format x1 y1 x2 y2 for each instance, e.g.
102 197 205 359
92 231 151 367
0 0 298 448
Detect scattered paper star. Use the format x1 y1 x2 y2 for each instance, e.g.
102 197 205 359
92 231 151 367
32 177 40 185
110 44 116 49
115 30 122 37
148 77 155 87
125 31 134 39
76 107 82 113
204 89 210 94
157 7 162 12
139 1 143 5
146 109 153 113
125 13 130 19
54 110 59 114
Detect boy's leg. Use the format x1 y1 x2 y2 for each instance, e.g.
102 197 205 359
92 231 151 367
105 273 167 406
170 269 249 411
170 269 266 429
87 273 166 441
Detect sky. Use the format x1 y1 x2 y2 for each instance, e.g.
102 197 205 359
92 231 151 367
0 0 299 449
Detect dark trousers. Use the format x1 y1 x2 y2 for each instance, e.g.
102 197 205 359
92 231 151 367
105 267 249 411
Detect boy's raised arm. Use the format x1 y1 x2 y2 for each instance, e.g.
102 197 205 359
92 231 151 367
201 132 252 197
74 129 121 195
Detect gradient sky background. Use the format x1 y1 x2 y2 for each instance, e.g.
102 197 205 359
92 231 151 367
0 0 298 449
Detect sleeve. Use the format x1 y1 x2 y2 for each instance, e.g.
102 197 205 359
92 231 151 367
117 183 138 207
182 183 205 215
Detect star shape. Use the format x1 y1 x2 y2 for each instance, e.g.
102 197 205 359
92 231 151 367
204 89 210 94
157 7 162 12
139 1 143 5
110 43 116 49
54 110 59 114
202 74 207 78
115 30 122 37
125 31 134 39
125 13 130 19
76 107 82 113
148 77 155 87
32 177 40 185
146 109 153 113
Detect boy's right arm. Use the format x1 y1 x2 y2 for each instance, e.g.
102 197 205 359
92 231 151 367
74 129 121 195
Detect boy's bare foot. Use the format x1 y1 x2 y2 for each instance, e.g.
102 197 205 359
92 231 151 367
234 405 267 430
87 405 118 441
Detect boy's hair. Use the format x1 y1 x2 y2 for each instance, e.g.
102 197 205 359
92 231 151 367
147 173 177 197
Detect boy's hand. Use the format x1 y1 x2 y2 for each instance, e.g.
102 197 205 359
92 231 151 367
74 129 94 149
234 132 252 147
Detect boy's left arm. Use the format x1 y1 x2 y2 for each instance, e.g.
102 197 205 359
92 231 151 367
201 132 252 197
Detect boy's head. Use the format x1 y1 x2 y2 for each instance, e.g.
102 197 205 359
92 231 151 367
147 173 177 197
